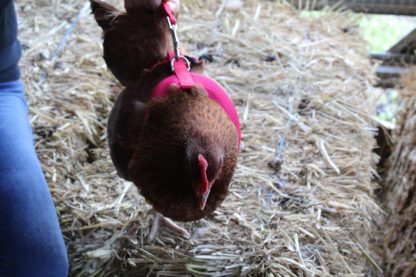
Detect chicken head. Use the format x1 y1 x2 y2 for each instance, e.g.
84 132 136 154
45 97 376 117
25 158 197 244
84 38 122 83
128 85 239 222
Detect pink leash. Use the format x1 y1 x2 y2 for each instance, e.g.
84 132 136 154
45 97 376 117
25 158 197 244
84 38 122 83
151 2 241 144
162 2 177 24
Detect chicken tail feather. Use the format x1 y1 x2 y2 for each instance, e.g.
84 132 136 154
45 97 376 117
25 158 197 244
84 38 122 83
90 0 120 31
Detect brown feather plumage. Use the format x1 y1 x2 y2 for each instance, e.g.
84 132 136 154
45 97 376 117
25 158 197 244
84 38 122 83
91 0 239 222
90 0 174 86
128 85 239 221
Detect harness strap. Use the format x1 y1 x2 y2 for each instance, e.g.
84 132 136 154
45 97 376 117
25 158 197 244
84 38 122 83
162 1 177 25
150 72 242 145
153 1 241 145
168 52 195 89
162 3 195 88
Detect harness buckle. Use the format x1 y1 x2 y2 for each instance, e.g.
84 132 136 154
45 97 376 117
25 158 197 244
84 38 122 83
170 56 191 72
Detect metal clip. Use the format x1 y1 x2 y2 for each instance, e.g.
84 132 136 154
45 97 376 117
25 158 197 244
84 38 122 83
170 56 191 72
166 17 180 60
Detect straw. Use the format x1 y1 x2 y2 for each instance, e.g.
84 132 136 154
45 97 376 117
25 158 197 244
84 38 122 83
17 0 382 275
380 69 416 276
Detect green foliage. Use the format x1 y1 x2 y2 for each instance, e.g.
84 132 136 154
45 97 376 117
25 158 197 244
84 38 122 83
358 14 416 52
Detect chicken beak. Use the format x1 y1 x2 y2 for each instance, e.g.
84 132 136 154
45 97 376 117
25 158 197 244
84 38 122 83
199 189 211 211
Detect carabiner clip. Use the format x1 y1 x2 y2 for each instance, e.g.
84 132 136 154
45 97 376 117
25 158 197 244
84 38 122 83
166 17 181 61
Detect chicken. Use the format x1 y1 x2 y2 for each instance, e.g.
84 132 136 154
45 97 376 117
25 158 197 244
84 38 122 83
128 83 239 221
91 0 240 238
90 0 179 86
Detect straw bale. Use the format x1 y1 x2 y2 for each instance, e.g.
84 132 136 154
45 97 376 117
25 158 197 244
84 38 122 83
381 70 416 277
16 0 382 275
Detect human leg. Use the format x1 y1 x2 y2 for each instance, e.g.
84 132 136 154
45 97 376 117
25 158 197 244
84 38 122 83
0 80 68 277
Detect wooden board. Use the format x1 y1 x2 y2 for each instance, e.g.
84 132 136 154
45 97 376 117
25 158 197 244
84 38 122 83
389 28 416 54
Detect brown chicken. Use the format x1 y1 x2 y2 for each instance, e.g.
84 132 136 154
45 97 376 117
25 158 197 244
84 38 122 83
91 0 239 238
90 0 178 86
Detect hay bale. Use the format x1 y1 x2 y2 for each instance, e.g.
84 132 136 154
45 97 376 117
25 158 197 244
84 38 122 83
381 70 416 276
16 0 382 275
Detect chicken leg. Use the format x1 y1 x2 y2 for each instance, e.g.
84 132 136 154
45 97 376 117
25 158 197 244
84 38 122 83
148 212 190 242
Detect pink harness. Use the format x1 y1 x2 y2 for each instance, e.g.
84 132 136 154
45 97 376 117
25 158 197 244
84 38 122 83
148 3 241 145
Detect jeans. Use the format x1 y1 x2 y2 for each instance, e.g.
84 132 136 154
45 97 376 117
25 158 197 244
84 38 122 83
0 80 68 277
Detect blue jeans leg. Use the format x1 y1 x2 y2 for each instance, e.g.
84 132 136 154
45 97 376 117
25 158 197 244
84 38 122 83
0 81 68 277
